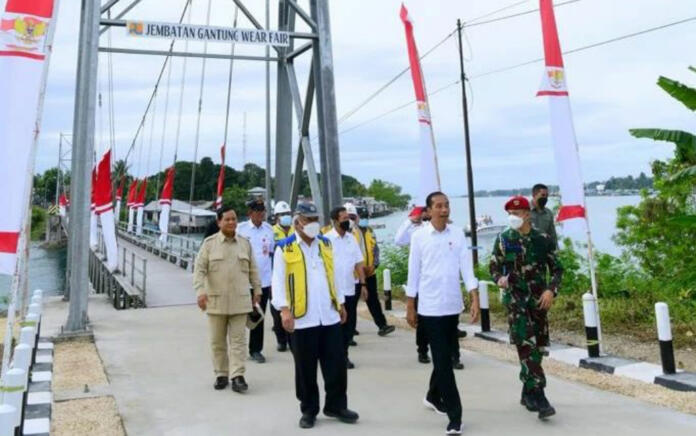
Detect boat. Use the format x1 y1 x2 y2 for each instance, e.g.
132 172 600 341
465 215 507 237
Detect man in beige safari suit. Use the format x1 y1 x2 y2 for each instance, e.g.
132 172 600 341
194 206 262 393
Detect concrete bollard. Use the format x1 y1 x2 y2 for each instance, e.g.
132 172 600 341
582 293 600 358
0 404 17 436
18 328 35 349
27 303 41 317
32 289 43 299
30 295 42 307
479 281 490 332
2 368 26 431
11 344 31 379
655 302 676 375
383 269 392 311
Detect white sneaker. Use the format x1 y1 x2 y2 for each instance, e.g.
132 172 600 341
446 422 463 434
423 397 447 416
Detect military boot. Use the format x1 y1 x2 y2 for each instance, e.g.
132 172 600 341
535 389 556 419
520 385 538 412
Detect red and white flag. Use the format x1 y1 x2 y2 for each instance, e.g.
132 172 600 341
114 175 125 222
135 179 147 236
126 179 137 233
94 150 118 271
58 193 68 218
214 145 225 210
537 0 585 222
0 0 57 274
400 3 441 205
158 166 175 242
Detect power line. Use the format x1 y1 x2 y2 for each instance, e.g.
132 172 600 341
336 0 581 126
338 15 696 137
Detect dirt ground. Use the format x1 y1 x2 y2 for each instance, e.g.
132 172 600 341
367 302 696 416
52 339 125 436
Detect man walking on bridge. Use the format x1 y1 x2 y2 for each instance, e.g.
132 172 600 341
272 202 359 429
490 196 563 420
238 199 275 363
194 206 262 393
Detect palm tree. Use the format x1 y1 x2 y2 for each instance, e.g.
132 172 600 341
630 66 696 226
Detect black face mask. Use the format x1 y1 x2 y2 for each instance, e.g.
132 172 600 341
537 197 548 208
339 220 351 231
422 216 431 222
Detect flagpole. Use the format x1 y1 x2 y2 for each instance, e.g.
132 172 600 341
1 0 62 384
584 205 602 352
456 19 479 267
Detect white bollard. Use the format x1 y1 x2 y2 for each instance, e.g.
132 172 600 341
479 281 490 332
0 404 17 436
3 368 26 429
18 327 36 349
10 344 31 377
30 295 42 306
383 269 392 311
582 293 600 358
28 303 41 317
32 289 43 299
655 302 676 375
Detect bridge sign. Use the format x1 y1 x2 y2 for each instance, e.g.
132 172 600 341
126 21 290 47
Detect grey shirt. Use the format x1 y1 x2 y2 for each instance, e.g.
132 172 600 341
530 207 558 248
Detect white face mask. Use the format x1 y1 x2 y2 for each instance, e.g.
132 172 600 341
508 214 524 230
302 221 321 238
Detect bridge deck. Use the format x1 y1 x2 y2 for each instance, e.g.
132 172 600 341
118 236 197 307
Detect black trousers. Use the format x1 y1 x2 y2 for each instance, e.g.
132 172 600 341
291 323 348 416
365 274 387 329
415 297 461 361
249 287 270 353
343 294 359 357
270 300 289 347
421 314 462 425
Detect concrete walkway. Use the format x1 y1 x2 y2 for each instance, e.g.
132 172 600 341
43 296 696 436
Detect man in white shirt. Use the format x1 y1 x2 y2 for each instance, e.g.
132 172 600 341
394 206 427 247
272 202 359 429
325 206 367 370
237 199 275 363
406 192 480 435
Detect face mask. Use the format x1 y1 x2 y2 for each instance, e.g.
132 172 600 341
359 219 369 228
349 219 356 229
302 222 320 238
279 215 292 227
508 214 524 230
339 220 351 231
537 197 548 209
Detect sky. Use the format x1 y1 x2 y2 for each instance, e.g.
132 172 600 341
29 0 696 199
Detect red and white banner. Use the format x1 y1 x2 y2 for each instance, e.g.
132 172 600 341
126 179 137 233
114 175 125 222
94 150 118 271
0 0 57 274
158 166 174 242
90 168 98 249
58 193 68 218
214 145 225 210
400 4 441 205
537 0 585 222
135 179 147 236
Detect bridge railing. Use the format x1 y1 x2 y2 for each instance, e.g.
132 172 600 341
116 222 201 271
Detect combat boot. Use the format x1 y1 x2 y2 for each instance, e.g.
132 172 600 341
520 385 538 412
535 389 556 419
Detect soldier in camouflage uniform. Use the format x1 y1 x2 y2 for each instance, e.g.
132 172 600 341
490 196 563 420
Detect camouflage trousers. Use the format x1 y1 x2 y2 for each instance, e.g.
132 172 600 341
506 301 548 390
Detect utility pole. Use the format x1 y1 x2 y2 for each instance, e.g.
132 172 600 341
457 19 478 267
65 0 100 332
264 0 272 214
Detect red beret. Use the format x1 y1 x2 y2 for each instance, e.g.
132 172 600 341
504 196 530 211
409 206 425 218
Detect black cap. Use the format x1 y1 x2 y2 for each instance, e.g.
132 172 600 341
246 198 266 211
295 202 319 218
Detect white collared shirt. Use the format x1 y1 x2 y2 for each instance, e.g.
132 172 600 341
325 228 363 297
406 222 479 317
237 220 275 287
394 219 423 247
271 237 344 330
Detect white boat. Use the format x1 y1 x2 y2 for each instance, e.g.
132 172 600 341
465 215 507 237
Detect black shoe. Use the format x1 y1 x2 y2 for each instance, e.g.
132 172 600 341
250 351 266 363
446 422 463 434
534 389 556 419
231 376 248 393
452 359 464 370
214 376 228 390
346 358 355 369
423 397 447 416
324 408 359 424
299 414 316 429
520 386 538 412
277 343 288 352
354 330 360 336
348 340 357 347
418 353 431 364
378 325 396 337
457 329 468 338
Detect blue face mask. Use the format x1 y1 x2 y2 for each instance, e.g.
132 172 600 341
359 218 369 228
279 215 292 227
